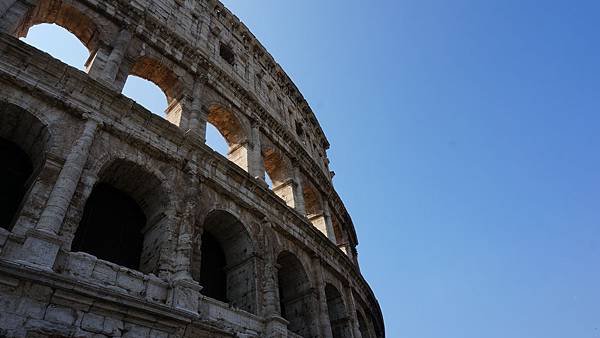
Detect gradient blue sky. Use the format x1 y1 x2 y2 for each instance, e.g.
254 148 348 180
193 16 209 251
22 1 600 337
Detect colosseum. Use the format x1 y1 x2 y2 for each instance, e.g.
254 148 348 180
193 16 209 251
0 0 384 337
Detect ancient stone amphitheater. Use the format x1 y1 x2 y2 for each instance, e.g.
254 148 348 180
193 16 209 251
0 0 384 337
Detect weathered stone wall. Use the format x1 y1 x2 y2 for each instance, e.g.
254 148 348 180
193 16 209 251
0 0 384 337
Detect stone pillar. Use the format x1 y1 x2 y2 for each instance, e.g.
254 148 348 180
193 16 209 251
228 141 251 171
249 121 265 180
169 153 202 315
264 262 289 338
186 75 209 142
345 286 363 338
19 116 100 268
292 163 306 214
309 201 336 242
172 153 199 282
86 29 132 87
314 257 334 338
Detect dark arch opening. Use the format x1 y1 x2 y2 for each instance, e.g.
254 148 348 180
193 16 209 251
0 138 33 230
325 284 350 338
277 251 318 337
194 210 257 314
357 310 372 338
72 159 168 273
199 231 227 302
72 183 145 270
0 102 49 232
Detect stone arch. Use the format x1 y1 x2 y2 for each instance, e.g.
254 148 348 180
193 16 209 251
302 176 324 217
13 0 102 53
325 283 351 338
206 103 251 170
0 101 50 231
356 309 372 338
121 56 186 124
72 158 172 274
354 291 384 338
261 136 292 188
276 250 319 337
194 209 258 314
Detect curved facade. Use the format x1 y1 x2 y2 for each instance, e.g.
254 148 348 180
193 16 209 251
0 0 385 337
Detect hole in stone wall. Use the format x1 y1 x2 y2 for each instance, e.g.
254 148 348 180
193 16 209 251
325 284 350 338
277 251 317 337
219 42 235 65
295 121 304 137
73 159 167 273
20 23 89 71
195 210 257 314
265 171 274 189
122 75 169 118
72 183 145 270
206 122 229 157
0 138 33 230
199 231 227 302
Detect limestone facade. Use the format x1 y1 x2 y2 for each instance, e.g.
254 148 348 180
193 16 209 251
0 0 385 337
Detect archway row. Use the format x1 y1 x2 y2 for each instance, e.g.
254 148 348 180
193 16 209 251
8 0 350 247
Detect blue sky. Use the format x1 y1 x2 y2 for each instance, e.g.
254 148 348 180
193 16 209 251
22 1 600 337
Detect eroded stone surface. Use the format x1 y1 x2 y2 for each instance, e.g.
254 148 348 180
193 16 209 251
0 0 384 337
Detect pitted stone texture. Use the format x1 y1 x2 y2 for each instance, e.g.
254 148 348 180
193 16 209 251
0 0 384 337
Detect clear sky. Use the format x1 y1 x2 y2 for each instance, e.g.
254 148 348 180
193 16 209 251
21 1 600 337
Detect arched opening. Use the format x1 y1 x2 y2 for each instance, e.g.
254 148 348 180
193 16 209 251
72 183 145 269
206 122 229 157
0 102 49 231
262 143 291 190
122 57 183 124
122 76 169 118
356 310 372 338
73 159 169 273
20 23 89 71
206 105 250 171
195 210 257 314
303 178 324 217
199 231 227 301
332 217 347 249
13 0 98 71
261 139 298 206
325 284 351 338
276 251 318 337
0 139 33 230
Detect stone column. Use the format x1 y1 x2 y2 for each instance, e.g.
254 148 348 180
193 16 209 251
344 285 363 338
87 28 132 87
172 153 199 282
310 201 336 242
186 75 209 141
314 257 334 338
19 116 100 268
292 163 306 214
264 262 289 338
249 121 265 180
103 29 131 83
169 153 202 316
